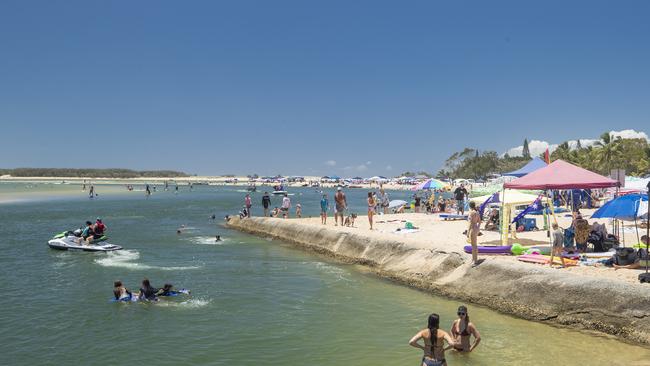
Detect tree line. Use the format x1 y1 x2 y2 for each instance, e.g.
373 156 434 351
0 168 189 178
436 132 650 180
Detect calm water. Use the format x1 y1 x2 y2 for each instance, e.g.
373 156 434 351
1 183 649 366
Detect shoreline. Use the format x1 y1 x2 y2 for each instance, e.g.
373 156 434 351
227 215 650 346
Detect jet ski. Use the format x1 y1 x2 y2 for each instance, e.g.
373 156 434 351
48 231 122 252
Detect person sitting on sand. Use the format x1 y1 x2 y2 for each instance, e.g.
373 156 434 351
484 208 499 231
113 280 132 301
614 235 649 270
449 305 481 352
409 313 458 366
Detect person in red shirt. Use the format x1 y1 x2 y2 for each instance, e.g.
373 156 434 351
94 218 107 239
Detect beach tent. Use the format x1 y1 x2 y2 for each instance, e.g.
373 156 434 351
591 193 648 221
470 190 539 206
504 160 619 190
504 157 547 177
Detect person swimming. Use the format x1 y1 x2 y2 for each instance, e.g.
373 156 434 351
113 280 132 301
138 278 158 301
449 305 481 352
215 235 222 242
156 283 174 296
409 313 457 366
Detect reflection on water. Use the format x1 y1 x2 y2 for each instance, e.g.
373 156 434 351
0 183 649 365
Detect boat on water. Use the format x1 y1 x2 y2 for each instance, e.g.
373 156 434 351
48 231 122 252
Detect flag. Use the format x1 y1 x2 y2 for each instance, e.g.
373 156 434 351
544 148 550 164
512 195 543 224
479 192 499 218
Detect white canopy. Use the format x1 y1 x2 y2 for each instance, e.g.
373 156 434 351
470 189 540 206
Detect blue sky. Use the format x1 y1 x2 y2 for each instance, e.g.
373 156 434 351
1 0 649 176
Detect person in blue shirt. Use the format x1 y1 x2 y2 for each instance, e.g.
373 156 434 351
320 194 329 225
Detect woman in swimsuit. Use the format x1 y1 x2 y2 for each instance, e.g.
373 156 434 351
409 313 457 366
367 192 376 230
449 305 481 352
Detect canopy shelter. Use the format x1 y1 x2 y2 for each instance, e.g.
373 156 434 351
470 190 540 206
592 193 648 221
504 157 547 177
504 160 619 190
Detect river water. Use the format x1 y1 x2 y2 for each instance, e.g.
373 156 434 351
1 182 649 365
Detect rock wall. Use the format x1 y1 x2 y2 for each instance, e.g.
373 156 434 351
227 217 650 345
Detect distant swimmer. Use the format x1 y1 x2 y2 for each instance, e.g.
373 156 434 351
175 185 179 194
113 280 132 301
138 278 158 301
409 313 458 366
215 235 222 242
153 186 157 192
210 214 216 220
164 181 169 191
449 305 481 353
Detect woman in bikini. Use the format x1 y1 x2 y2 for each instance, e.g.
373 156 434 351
409 313 458 366
367 192 376 230
449 305 481 352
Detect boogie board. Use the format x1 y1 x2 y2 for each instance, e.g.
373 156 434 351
463 245 512 254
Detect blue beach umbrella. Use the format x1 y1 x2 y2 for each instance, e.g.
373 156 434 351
591 193 648 221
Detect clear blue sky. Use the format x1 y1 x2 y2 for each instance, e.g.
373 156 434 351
1 0 649 176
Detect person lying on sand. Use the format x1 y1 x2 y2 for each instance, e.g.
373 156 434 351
615 235 648 270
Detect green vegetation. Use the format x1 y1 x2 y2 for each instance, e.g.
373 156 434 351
0 168 188 178
438 132 650 179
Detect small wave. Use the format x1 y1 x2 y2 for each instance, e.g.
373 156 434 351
156 298 211 309
94 250 200 271
185 236 228 245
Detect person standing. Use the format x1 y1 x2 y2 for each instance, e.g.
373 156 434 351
281 193 291 219
414 194 422 213
334 187 347 226
454 184 468 215
244 194 252 217
409 313 458 366
320 194 329 224
550 223 567 267
145 184 151 196
89 185 95 198
450 305 481 353
367 192 376 230
262 192 271 217
468 201 481 265
380 189 390 214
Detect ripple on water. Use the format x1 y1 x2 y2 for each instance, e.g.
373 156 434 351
94 250 201 271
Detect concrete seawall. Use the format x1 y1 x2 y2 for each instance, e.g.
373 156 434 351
227 216 650 345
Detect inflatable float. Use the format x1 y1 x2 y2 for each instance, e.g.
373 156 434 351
463 245 512 254
110 289 191 302
517 254 578 266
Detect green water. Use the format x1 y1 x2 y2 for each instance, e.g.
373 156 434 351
1 182 649 365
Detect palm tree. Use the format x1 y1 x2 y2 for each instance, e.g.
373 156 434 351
593 132 623 174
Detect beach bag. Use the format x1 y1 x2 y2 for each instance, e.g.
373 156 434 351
640 272 650 283
615 247 637 266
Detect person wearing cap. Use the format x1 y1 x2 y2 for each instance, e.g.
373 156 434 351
449 305 481 352
334 187 347 226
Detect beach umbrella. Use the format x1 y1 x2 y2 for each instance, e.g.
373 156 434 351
411 178 446 191
388 200 408 209
591 193 648 221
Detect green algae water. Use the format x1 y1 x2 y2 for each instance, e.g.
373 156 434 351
1 182 649 366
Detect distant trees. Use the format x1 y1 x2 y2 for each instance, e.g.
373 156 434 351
440 131 650 179
0 168 188 178
522 138 531 159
